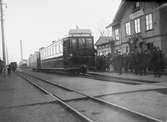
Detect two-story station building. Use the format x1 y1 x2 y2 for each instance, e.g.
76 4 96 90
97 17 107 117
106 0 167 56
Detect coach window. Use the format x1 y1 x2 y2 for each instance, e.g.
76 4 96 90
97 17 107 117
49 47 51 56
51 47 53 55
45 49 47 57
58 42 61 53
57 43 59 54
53 44 55 54
85 38 93 48
71 38 77 48
47 47 49 56
56 43 58 54
51 46 52 55
79 38 85 48
46 49 48 57
60 42 63 53
55 43 57 53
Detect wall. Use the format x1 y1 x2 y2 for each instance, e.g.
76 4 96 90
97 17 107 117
160 6 167 57
112 1 165 54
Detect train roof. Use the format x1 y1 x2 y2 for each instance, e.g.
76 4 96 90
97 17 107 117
39 39 63 51
39 28 93 51
69 29 91 34
69 28 92 37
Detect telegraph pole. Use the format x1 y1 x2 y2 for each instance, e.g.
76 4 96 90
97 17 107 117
20 40 23 61
0 0 6 66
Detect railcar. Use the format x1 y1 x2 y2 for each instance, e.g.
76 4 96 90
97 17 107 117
28 52 40 70
29 28 95 74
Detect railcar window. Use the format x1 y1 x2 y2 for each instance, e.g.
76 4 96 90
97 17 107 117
47 47 49 56
79 38 85 48
58 42 60 53
46 49 47 57
45 49 47 57
57 43 59 54
54 43 56 54
60 42 63 52
71 39 77 48
56 44 59 54
53 44 55 54
49 47 50 56
49 47 51 56
55 44 57 54
51 46 52 56
85 38 93 48
51 46 53 56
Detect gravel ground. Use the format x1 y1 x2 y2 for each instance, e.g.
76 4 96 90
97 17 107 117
30 77 85 100
0 103 83 122
24 71 166 95
99 91 167 121
0 73 56 108
67 99 153 122
22 70 167 121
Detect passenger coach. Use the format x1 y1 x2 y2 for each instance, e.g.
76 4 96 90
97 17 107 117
29 28 95 74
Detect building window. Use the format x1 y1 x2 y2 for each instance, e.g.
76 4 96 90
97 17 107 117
136 2 140 8
134 18 140 33
125 22 131 35
115 29 119 40
146 14 153 30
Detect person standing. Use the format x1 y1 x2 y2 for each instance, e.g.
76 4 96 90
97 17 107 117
7 64 11 75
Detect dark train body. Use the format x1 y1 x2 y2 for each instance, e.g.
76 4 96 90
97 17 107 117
28 29 95 74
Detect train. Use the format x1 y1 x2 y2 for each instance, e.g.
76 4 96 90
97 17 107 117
28 28 96 74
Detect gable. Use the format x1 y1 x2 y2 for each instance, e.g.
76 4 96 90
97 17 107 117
106 0 128 28
95 36 113 46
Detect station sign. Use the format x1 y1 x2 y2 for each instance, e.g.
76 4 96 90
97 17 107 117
130 9 144 20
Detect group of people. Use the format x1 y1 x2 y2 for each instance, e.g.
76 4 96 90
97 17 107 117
0 60 17 76
95 46 166 77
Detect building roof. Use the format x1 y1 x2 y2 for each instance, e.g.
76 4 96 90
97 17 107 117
95 36 113 46
106 0 127 28
158 2 167 9
106 1 167 29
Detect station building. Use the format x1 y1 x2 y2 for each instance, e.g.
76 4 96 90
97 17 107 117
106 0 167 56
95 36 114 56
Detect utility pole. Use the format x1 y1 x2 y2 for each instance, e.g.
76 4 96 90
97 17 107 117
20 40 23 61
6 46 8 64
0 0 6 66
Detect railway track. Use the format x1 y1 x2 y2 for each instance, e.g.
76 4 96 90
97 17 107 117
27 68 158 85
17 72 93 122
37 68 158 85
17 71 163 122
82 73 159 85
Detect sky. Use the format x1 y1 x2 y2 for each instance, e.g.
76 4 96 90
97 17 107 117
0 0 121 63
